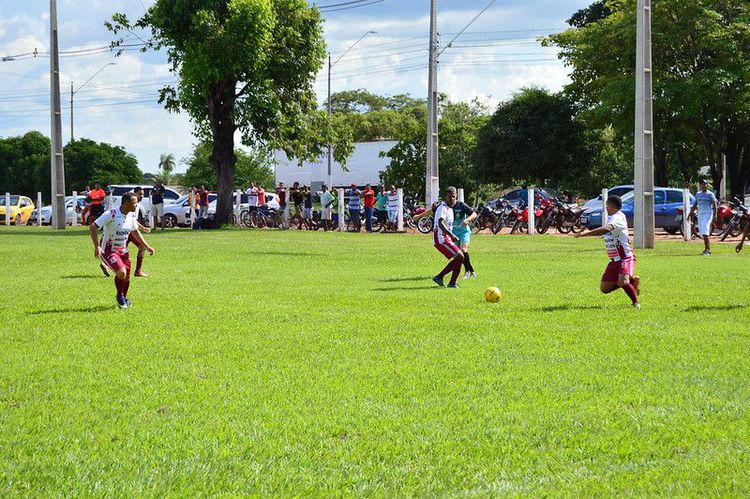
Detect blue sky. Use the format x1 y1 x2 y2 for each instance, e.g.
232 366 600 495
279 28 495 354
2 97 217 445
0 0 592 173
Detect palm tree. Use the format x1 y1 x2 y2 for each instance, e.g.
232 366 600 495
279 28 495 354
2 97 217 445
157 153 176 185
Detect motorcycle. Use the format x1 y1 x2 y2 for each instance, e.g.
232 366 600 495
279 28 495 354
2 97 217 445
510 202 543 234
720 198 750 241
534 198 558 234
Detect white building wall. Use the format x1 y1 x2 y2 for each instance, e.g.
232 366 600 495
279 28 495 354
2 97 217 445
273 141 398 188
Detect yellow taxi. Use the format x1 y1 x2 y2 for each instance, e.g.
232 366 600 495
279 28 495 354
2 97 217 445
0 195 36 225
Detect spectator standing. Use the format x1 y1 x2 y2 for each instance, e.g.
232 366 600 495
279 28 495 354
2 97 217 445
348 183 362 232
320 185 334 231
291 182 304 230
246 182 258 214
362 183 376 232
81 185 92 224
89 182 106 222
196 185 209 229
150 180 166 229
331 189 340 229
376 185 388 227
275 182 287 211
303 185 314 230
387 185 399 231
257 185 266 207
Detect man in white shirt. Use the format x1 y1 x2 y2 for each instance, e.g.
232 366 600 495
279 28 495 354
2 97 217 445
246 182 258 214
319 185 334 231
89 192 154 309
689 179 718 255
431 187 464 288
576 195 640 308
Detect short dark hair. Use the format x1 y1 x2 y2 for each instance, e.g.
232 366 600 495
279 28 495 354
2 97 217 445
133 186 143 193
607 195 622 210
122 192 137 205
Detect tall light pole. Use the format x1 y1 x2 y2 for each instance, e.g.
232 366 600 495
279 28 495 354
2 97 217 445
634 0 655 248
70 62 116 142
327 31 376 189
50 0 66 230
426 0 439 206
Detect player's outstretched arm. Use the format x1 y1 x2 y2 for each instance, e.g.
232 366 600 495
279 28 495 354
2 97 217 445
130 229 155 255
137 222 151 234
412 208 433 222
575 225 612 238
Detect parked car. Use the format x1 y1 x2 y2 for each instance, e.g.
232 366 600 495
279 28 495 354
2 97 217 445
0 195 35 225
583 185 634 212
580 188 695 231
107 184 182 221
160 193 217 227
29 196 86 225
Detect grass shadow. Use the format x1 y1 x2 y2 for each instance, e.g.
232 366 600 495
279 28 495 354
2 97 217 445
684 304 747 312
378 276 431 283
372 286 440 292
255 251 322 257
60 274 102 279
28 305 113 315
532 304 606 312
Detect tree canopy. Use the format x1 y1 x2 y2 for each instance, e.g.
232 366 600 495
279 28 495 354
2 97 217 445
107 0 342 224
474 87 590 191
547 0 750 196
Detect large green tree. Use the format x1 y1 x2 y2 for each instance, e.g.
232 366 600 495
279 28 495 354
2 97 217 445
108 0 346 224
547 0 750 197
474 88 590 191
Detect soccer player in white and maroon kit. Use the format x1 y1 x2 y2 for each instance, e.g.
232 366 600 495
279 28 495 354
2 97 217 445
576 195 641 308
89 192 154 309
431 187 464 288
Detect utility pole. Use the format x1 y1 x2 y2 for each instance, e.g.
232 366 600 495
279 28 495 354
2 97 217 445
634 0 655 249
327 53 333 189
425 0 440 206
70 82 74 143
50 0 66 230
327 31 375 189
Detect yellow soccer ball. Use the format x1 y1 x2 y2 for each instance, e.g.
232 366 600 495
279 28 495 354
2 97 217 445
484 287 502 303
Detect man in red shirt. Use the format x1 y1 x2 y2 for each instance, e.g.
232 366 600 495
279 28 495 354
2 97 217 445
89 182 106 220
362 183 376 233
197 185 209 228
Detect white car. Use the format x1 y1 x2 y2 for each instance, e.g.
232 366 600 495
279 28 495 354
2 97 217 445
29 196 86 225
108 184 182 221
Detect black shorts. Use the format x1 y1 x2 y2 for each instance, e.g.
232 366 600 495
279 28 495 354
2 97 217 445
91 204 105 219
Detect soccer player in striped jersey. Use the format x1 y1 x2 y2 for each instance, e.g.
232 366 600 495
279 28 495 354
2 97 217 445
575 195 641 308
89 192 154 309
431 187 464 288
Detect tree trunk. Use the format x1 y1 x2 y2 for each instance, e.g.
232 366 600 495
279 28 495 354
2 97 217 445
725 126 747 201
208 80 237 226
654 144 668 186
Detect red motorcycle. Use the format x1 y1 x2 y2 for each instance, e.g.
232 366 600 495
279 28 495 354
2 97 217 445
712 203 735 236
534 198 558 234
510 202 544 234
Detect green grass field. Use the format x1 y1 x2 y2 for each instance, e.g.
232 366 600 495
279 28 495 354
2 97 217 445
1 226 749 495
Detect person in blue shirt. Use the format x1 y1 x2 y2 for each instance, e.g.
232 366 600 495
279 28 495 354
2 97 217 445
689 179 718 255
348 184 362 232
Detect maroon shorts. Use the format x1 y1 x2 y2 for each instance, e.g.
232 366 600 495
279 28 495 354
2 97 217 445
602 256 636 283
101 251 131 275
433 231 460 259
